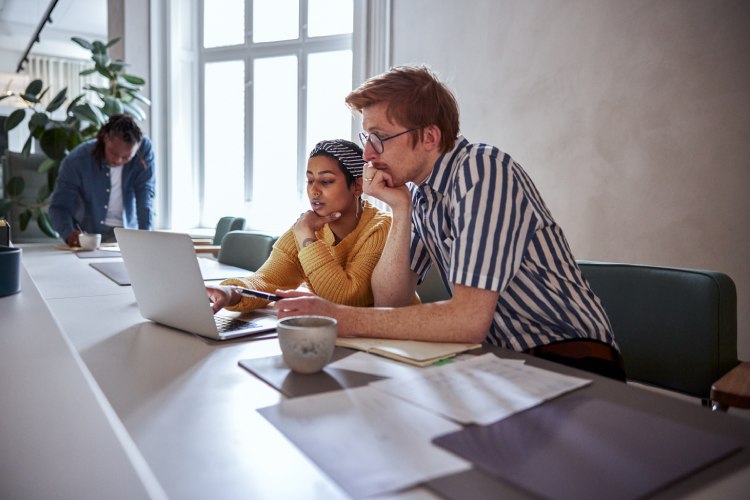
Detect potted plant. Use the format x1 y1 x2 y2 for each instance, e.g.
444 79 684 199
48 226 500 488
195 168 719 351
0 37 150 238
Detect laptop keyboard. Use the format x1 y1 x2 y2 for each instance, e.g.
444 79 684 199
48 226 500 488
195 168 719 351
214 315 259 333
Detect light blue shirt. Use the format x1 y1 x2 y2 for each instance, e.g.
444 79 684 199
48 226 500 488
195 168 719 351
409 136 616 351
49 137 155 242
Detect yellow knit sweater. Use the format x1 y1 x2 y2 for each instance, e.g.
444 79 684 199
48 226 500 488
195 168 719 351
222 201 391 311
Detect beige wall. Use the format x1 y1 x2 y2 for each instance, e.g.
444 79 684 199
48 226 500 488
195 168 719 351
391 0 750 358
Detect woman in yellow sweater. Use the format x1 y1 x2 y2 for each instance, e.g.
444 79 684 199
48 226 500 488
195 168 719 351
206 139 391 312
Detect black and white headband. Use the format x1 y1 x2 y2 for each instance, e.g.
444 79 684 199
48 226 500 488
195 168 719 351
309 139 365 179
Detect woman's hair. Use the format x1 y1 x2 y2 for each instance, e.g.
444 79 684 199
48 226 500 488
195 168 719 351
92 114 143 163
345 65 460 153
309 139 365 187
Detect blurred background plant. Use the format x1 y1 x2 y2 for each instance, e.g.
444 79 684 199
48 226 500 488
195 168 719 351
0 36 149 237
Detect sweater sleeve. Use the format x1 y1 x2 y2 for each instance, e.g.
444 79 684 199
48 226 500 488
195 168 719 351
220 229 305 312
297 215 390 307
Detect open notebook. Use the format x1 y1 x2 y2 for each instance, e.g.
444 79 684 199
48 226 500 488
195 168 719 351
335 337 482 367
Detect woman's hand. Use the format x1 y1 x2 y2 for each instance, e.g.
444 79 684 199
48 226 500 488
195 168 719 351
293 210 340 248
205 284 241 313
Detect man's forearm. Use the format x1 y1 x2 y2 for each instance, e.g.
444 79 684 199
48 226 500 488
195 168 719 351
371 206 417 306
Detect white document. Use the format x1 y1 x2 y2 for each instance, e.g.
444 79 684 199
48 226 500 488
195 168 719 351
371 353 591 425
327 351 427 380
258 386 470 499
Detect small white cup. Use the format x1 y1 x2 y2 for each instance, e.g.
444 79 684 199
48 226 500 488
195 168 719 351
277 316 337 374
79 232 102 251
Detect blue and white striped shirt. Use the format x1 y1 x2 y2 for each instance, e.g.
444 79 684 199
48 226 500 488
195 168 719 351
409 136 616 351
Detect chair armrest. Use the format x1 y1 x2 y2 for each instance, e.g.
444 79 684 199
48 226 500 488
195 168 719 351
710 361 750 410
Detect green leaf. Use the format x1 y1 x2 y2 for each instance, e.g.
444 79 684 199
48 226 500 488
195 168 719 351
24 79 44 96
5 108 26 131
0 94 12 102
122 74 145 85
115 78 140 91
21 135 33 157
7 176 25 197
0 199 14 215
105 37 121 48
36 183 51 202
92 40 107 53
38 158 58 174
65 94 86 115
46 88 68 112
19 209 31 230
79 67 98 76
20 94 41 104
72 102 104 125
37 211 58 238
128 92 152 106
29 112 49 128
102 96 124 117
39 128 70 160
109 61 125 73
95 65 115 81
71 36 93 50
19 94 40 104
121 101 145 121
38 87 49 101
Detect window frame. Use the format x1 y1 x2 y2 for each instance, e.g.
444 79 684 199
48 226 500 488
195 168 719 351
198 0 355 227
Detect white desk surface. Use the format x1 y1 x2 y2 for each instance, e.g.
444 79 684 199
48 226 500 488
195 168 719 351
5 244 750 499
0 264 164 499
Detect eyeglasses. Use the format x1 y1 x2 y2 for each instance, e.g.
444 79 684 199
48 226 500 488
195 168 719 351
358 128 419 154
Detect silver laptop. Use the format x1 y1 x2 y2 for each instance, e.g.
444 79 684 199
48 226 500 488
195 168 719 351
115 228 277 340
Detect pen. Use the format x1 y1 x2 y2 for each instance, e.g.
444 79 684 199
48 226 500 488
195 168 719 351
235 288 280 301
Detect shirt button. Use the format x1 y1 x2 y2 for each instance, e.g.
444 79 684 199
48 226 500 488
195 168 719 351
104 205 108 209
100 220 104 224
106 188 110 192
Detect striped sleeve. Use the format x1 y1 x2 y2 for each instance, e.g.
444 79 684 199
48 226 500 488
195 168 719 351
450 146 541 293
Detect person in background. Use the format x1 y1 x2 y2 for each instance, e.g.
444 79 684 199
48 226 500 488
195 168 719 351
49 114 155 245
206 139 397 312
272 66 625 381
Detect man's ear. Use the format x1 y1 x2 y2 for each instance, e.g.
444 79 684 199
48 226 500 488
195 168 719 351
422 125 442 152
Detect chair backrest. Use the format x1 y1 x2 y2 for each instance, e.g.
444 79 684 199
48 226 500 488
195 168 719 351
577 261 738 400
217 230 277 272
417 265 451 303
213 217 246 245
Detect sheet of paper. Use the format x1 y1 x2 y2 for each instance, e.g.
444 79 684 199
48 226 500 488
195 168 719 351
258 386 470 499
327 351 427 380
371 353 591 425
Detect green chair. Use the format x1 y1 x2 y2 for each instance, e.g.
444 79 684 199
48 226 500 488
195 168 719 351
577 261 739 405
217 230 277 272
417 265 451 303
213 216 245 245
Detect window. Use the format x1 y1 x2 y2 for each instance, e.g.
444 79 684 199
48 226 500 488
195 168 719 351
199 0 355 232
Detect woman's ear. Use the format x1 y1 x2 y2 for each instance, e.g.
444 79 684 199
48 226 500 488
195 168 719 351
352 177 364 197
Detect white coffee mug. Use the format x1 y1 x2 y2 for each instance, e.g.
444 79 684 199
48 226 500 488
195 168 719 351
277 316 337 374
79 232 102 251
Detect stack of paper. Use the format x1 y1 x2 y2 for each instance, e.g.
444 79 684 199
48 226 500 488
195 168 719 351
335 337 482 366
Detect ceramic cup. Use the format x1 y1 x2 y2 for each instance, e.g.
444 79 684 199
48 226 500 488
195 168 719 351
0 245 22 296
277 315 338 374
79 232 102 251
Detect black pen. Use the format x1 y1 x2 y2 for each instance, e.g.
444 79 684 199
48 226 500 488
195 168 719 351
235 288 280 301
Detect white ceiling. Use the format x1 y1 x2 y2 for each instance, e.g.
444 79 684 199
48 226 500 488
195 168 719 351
0 0 107 61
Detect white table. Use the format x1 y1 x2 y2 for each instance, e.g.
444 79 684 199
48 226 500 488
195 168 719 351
4 244 750 499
